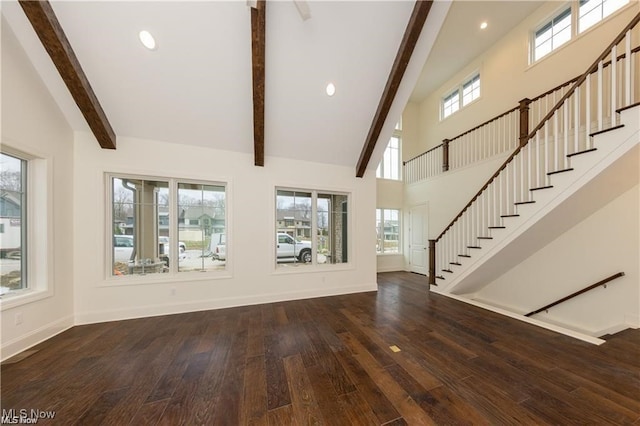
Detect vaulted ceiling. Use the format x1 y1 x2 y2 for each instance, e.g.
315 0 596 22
2 1 543 172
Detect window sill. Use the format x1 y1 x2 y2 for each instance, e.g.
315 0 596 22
0 288 53 311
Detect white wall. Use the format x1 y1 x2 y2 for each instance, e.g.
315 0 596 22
73 133 377 324
413 1 640 154
475 184 640 335
1 19 75 359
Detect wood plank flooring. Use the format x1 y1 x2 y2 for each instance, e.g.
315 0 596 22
1 271 639 425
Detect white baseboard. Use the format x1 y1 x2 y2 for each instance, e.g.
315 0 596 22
431 289 605 345
376 266 405 273
1 315 74 362
75 283 377 325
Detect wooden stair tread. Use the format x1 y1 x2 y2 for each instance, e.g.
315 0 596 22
530 185 553 191
547 168 574 176
477 236 493 240
500 214 520 218
488 226 506 229
589 124 624 138
567 148 597 158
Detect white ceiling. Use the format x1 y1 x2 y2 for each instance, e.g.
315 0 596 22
2 0 544 169
411 0 544 102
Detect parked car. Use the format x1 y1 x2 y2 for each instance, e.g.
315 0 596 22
159 236 186 253
209 233 312 263
210 233 226 261
113 235 134 262
277 233 312 263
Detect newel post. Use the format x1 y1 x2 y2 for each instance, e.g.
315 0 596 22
518 98 531 147
442 139 450 172
428 239 436 286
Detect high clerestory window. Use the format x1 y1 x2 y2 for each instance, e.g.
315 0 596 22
441 73 481 120
532 0 629 62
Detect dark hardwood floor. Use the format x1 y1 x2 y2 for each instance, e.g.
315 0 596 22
2 271 639 425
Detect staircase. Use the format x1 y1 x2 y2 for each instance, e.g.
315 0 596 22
426 13 640 339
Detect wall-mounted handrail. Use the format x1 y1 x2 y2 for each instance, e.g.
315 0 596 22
525 272 625 317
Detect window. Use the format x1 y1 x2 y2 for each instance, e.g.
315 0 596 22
442 90 460 118
376 121 402 180
441 73 481 119
276 188 349 267
0 153 27 294
110 174 227 277
462 74 481 106
532 0 629 62
376 209 401 254
579 0 629 33
534 7 572 61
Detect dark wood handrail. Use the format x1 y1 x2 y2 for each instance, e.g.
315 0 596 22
525 272 625 317
403 143 443 165
406 38 638 169
448 106 519 142
436 12 640 241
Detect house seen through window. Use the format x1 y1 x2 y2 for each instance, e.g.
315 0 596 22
0 152 27 294
276 189 349 267
110 175 226 277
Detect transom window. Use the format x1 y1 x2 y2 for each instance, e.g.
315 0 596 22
109 174 227 277
441 73 481 120
376 209 401 254
0 152 27 294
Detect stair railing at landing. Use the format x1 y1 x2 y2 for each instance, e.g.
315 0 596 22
428 12 640 286
405 16 640 185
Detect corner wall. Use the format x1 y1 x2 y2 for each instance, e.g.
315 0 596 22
1 18 75 359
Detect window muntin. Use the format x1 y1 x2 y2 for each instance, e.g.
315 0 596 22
110 175 227 278
441 73 480 119
276 188 349 267
442 90 460 119
0 153 27 293
462 74 481 106
376 209 400 254
579 0 629 33
534 7 572 61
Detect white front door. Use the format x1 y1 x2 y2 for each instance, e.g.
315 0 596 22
409 204 428 275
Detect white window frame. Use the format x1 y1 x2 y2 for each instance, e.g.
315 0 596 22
531 0 631 63
274 187 351 270
106 173 229 282
0 146 53 310
376 208 402 255
376 122 402 181
440 72 481 120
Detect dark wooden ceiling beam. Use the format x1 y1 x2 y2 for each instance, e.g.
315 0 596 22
355 0 432 177
251 0 266 167
19 0 116 149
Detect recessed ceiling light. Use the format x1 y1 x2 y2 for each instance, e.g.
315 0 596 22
480 22 488 30
139 30 157 50
326 83 336 97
